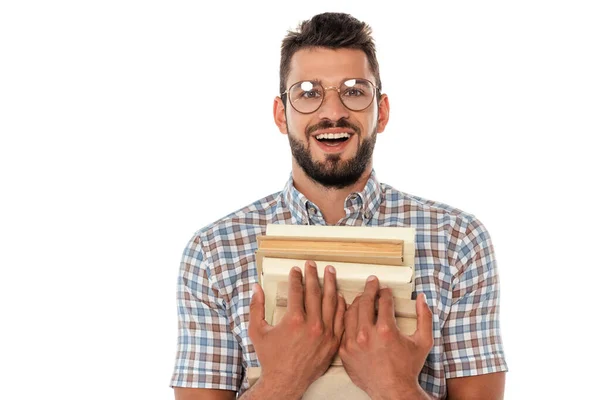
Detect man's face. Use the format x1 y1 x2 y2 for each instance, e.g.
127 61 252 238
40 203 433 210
274 47 389 189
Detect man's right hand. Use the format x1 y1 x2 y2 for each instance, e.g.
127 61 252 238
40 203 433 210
248 260 346 398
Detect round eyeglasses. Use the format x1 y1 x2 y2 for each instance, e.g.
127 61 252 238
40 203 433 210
281 78 379 114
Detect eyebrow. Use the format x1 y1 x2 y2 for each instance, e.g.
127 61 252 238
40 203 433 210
298 77 369 84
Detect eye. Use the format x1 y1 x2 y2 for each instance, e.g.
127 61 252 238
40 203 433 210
301 89 322 99
344 87 365 97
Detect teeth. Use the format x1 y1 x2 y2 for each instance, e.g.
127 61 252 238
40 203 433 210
315 132 351 140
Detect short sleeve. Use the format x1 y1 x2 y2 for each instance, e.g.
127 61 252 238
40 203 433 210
170 234 243 390
442 218 509 378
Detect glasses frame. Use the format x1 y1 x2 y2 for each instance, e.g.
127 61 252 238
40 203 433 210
281 78 380 114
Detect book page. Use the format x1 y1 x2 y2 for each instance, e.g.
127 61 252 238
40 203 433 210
266 224 416 241
262 257 414 284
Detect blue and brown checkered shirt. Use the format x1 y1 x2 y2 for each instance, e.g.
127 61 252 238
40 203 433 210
170 170 508 398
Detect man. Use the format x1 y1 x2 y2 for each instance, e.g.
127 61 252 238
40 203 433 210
171 12 508 400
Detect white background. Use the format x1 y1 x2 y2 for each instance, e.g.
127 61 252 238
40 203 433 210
1 1 598 399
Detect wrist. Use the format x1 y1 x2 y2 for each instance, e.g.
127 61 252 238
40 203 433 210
370 383 431 400
253 373 306 400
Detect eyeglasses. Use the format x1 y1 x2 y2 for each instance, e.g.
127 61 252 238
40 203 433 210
281 78 379 114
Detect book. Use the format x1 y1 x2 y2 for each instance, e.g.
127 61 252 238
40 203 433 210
247 224 418 397
260 257 414 325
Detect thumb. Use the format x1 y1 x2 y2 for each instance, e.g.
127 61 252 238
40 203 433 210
413 293 433 350
249 283 269 338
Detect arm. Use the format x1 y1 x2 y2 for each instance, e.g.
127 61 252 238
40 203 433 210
170 236 243 395
446 373 506 400
174 388 235 400
444 218 508 399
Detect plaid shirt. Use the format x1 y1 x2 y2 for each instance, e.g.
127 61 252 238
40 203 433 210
170 170 508 398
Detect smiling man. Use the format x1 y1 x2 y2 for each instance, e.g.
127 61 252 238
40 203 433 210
171 12 508 400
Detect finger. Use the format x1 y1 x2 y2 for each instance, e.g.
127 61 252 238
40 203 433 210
321 265 338 332
286 265 305 315
375 287 396 327
333 292 346 339
304 260 322 322
413 293 433 348
343 294 360 342
249 283 270 337
358 275 379 327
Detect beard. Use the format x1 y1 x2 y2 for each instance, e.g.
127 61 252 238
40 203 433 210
287 118 377 190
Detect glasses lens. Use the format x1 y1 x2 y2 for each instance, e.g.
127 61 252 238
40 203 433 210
339 79 375 111
288 81 323 113
286 79 376 113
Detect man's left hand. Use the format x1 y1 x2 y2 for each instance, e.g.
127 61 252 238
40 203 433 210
339 276 433 400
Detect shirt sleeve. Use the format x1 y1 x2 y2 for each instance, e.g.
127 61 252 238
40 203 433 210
442 217 509 378
170 234 243 390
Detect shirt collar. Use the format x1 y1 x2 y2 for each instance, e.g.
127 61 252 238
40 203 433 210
281 170 383 225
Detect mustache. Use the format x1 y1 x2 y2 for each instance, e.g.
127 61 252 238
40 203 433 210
306 119 361 137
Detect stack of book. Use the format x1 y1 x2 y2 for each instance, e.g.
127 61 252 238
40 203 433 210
247 224 417 399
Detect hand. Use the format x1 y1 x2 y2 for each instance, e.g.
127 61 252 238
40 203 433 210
339 276 433 400
248 260 346 398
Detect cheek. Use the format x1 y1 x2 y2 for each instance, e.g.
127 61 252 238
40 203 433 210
287 115 314 137
362 110 379 133
355 115 376 136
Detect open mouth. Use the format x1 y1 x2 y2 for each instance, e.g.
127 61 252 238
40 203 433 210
314 132 352 147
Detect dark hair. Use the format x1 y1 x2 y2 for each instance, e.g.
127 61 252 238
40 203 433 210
279 12 382 96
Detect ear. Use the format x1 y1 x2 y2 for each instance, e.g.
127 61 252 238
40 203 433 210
273 96 288 135
376 93 390 133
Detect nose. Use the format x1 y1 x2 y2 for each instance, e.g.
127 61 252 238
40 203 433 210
316 87 350 121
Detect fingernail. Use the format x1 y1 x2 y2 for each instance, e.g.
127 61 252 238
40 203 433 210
327 265 336 274
252 283 259 295
367 275 377 282
292 266 302 273
308 260 316 267
421 293 427 302
380 284 388 289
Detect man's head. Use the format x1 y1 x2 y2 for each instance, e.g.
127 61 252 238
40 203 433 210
274 13 390 190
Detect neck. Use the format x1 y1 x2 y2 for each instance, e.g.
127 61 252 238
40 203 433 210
291 161 373 225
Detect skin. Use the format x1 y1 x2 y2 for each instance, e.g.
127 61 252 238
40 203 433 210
174 47 506 400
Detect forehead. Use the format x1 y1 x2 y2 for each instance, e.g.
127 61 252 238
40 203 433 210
287 47 374 87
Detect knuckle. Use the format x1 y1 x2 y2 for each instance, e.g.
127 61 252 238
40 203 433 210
323 290 337 305
308 284 322 297
356 328 369 345
289 276 303 290
381 291 393 304
360 291 375 303
309 321 324 336
339 341 350 357
289 269 303 284
376 323 392 336
288 311 305 326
